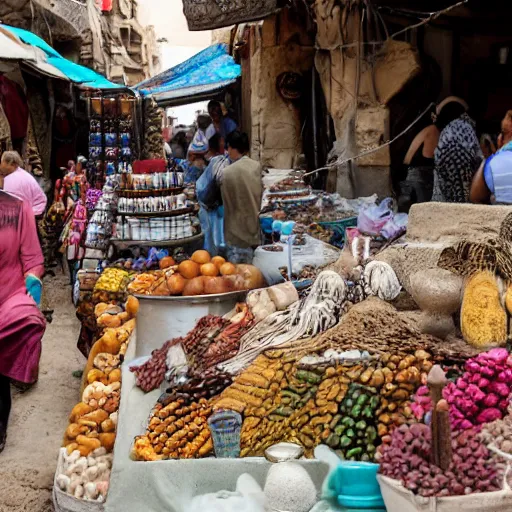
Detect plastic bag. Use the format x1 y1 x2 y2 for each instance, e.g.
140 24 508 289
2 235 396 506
357 198 394 236
186 474 265 512
380 212 408 240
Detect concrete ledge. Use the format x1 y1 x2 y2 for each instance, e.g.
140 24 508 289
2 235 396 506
407 202 512 244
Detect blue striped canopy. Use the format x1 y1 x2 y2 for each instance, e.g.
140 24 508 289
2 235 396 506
134 44 241 105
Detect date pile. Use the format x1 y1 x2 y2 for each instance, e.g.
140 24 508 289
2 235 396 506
159 369 233 406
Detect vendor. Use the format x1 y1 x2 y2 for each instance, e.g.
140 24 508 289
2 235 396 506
0 151 47 216
221 131 262 264
205 100 237 140
470 110 512 205
0 190 46 452
191 114 211 149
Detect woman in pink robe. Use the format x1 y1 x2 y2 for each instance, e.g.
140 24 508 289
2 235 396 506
0 190 46 451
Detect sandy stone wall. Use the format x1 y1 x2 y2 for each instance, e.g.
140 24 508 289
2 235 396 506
306 0 420 196
247 12 315 169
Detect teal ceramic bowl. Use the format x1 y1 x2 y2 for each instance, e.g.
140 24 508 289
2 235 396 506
328 461 385 509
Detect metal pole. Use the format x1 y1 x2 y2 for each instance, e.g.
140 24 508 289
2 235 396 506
311 67 319 171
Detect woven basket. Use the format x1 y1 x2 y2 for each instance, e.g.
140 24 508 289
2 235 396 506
183 0 280 31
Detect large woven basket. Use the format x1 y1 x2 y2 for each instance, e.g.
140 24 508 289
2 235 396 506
183 0 280 31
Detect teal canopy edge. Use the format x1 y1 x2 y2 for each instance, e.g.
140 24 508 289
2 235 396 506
2 24 124 90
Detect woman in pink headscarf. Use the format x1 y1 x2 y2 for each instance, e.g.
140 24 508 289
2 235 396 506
0 189 46 452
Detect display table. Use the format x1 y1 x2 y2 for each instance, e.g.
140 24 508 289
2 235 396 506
134 291 247 357
105 364 330 512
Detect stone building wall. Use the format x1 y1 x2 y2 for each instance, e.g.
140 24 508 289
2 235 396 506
0 0 159 84
242 11 315 169
311 1 421 197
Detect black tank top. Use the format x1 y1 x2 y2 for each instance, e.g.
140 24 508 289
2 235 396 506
410 142 434 167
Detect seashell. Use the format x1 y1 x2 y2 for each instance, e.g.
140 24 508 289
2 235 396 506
265 442 304 463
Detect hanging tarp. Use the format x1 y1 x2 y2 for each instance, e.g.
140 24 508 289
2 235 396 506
1 24 123 90
183 0 280 31
0 27 36 62
134 44 241 106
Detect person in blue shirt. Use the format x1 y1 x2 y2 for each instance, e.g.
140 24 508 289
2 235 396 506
196 134 229 255
471 110 512 205
205 100 237 140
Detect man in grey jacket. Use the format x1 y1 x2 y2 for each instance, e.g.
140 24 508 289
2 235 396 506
221 131 262 263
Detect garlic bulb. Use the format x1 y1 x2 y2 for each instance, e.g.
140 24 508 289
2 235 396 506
56 474 70 491
363 261 401 301
74 484 85 499
84 482 99 500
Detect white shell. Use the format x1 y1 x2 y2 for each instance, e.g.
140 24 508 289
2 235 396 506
264 462 317 512
265 442 304 463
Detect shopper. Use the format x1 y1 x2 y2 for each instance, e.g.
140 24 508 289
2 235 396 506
177 139 208 185
0 190 46 452
399 109 439 210
170 132 188 159
432 97 482 203
471 109 512 204
221 131 262 263
0 151 47 215
206 100 237 140
197 134 229 255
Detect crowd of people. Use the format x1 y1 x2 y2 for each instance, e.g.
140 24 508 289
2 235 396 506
401 96 512 209
169 100 263 264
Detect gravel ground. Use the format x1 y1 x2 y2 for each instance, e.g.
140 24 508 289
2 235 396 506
0 275 83 512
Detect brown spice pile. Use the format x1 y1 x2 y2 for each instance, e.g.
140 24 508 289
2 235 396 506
313 298 478 362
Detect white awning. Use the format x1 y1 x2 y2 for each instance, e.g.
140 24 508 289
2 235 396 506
0 27 35 61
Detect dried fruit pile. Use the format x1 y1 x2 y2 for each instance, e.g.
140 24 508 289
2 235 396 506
378 424 502 497
411 348 512 430
131 300 479 462
131 308 254 392
133 398 213 460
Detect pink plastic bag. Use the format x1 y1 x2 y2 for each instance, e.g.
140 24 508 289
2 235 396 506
357 198 394 236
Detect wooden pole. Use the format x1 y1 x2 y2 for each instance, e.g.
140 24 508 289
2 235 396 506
427 365 447 466
436 399 453 471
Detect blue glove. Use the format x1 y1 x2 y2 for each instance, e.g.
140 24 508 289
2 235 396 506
26 274 43 306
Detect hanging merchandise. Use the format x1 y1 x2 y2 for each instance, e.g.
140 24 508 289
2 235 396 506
142 100 164 160
98 0 113 12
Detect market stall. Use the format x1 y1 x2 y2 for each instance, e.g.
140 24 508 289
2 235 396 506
77 206 512 510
